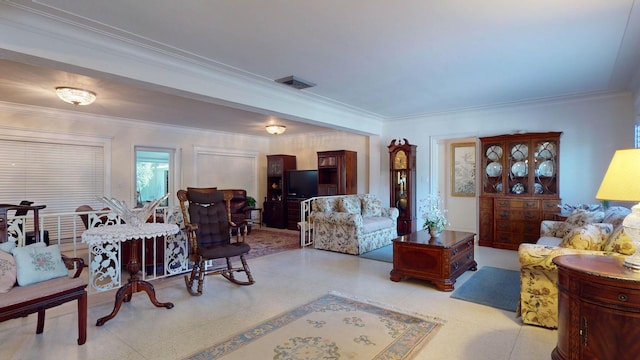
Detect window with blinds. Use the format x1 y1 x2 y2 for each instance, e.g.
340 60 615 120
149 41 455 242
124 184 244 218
0 138 106 242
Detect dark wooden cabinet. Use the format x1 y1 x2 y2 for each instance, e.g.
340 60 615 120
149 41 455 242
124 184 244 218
388 138 417 235
553 255 640 360
264 155 296 228
317 150 357 195
479 132 561 250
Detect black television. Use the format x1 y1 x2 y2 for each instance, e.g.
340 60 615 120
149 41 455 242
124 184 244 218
287 170 318 199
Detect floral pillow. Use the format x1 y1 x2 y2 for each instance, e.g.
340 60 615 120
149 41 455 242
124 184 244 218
603 225 635 255
0 250 17 293
361 197 382 218
553 209 605 237
560 223 613 251
11 243 69 286
602 206 631 228
339 196 362 214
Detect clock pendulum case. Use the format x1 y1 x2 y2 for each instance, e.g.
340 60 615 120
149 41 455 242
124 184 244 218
388 138 417 235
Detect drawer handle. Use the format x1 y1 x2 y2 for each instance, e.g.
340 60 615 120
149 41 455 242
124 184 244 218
619 294 628 302
467 253 473 260
452 248 459 256
452 262 460 270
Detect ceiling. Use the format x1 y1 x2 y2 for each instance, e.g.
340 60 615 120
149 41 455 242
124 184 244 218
1 0 639 136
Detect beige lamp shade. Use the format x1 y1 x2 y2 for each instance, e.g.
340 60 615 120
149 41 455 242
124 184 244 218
595 149 640 202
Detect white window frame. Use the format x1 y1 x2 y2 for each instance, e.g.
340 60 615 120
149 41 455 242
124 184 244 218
134 146 176 209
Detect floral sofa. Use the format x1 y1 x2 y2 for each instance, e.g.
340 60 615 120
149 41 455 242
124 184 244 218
518 206 632 328
311 194 399 255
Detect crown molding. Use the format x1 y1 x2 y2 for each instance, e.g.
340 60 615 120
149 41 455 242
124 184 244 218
0 2 384 136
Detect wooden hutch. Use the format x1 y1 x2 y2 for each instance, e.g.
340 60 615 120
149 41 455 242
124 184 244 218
317 150 357 195
264 154 296 228
479 132 561 250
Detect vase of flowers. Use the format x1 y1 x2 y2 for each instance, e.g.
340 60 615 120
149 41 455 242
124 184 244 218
420 194 449 237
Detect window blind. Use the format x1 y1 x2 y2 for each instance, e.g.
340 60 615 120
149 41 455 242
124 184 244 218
0 138 105 242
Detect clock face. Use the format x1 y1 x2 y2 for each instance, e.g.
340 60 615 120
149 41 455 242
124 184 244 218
393 150 407 170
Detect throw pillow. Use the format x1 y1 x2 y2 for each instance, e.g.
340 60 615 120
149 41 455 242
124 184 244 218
339 196 362 214
554 209 605 238
602 206 632 229
560 223 613 251
0 240 16 253
603 225 635 255
11 243 69 286
0 250 17 293
361 197 383 218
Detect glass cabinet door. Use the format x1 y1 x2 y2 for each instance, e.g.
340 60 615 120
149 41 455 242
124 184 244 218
482 143 504 194
533 140 558 195
507 141 529 195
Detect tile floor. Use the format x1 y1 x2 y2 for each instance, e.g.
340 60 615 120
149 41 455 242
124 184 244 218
0 242 557 359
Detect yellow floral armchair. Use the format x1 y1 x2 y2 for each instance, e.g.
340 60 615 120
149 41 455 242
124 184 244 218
518 206 631 329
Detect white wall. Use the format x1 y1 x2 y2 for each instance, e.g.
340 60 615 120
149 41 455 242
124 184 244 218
1 91 635 227
269 131 373 198
0 103 270 208
381 92 636 233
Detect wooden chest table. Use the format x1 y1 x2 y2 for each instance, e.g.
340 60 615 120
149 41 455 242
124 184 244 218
390 230 477 291
552 255 640 360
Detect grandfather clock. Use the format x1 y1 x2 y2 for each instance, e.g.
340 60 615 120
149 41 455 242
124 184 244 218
388 138 417 235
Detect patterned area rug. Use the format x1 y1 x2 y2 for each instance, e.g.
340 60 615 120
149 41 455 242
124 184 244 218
244 229 300 260
185 292 444 359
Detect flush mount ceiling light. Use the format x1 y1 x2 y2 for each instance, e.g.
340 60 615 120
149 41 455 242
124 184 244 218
265 125 287 135
55 87 97 106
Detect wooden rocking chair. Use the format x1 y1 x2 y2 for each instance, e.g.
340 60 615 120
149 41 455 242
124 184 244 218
177 188 254 296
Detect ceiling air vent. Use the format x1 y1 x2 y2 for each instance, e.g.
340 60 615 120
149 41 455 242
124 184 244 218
275 75 316 90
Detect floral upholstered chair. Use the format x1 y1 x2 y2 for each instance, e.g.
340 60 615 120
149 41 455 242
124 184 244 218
518 206 632 328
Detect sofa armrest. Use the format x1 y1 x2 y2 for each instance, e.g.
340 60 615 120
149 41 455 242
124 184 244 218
519 243 622 271
540 220 565 237
380 207 399 220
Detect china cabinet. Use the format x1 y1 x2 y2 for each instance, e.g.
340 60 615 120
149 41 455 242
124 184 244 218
388 138 417 235
264 155 296 228
317 150 357 196
479 132 561 250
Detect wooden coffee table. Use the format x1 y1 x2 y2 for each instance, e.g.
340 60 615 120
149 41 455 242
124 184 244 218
390 229 477 291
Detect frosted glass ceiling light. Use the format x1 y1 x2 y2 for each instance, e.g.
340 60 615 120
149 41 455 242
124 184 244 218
265 125 286 135
55 87 97 106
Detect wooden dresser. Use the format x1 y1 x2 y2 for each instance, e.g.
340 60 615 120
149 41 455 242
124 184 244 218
552 255 640 360
478 132 561 250
480 196 560 250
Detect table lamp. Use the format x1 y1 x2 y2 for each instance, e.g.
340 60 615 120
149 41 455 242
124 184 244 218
596 149 640 270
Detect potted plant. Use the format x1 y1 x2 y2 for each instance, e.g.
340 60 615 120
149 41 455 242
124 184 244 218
246 196 256 208
419 194 449 237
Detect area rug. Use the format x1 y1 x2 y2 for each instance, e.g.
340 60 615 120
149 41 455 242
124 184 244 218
185 292 444 360
244 229 300 260
450 266 520 312
360 244 393 263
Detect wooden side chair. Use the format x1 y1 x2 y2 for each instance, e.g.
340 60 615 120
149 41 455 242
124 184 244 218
177 188 255 296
